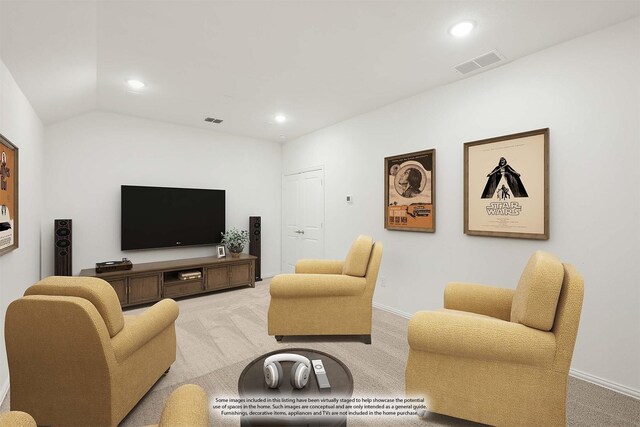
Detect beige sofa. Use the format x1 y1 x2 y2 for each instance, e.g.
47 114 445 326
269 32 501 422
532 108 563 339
0 384 209 427
5 276 179 426
269 235 383 343
406 251 584 427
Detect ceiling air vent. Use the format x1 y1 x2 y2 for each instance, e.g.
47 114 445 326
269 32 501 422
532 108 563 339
204 117 223 124
454 49 505 75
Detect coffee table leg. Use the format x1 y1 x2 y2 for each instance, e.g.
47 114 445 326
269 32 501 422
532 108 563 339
275 335 284 342
363 335 371 345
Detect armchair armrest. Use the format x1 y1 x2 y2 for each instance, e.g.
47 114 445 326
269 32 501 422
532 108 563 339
158 384 209 427
112 299 179 362
444 282 515 321
270 274 366 298
408 311 555 367
0 411 37 427
295 259 344 274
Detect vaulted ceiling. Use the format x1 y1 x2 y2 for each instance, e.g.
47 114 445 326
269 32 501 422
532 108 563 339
1 1 638 141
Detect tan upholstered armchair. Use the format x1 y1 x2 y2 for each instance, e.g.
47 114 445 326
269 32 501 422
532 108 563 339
0 384 209 427
268 235 383 344
5 276 180 427
146 384 209 427
405 251 584 427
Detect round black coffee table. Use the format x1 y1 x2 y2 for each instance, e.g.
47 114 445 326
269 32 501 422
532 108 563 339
238 348 353 426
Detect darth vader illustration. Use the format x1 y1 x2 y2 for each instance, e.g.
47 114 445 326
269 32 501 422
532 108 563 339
481 157 528 198
1 151 10 191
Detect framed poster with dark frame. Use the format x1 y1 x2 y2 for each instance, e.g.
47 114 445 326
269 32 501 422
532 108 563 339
0 133 18 256
464 128 549 240
384 149 435 232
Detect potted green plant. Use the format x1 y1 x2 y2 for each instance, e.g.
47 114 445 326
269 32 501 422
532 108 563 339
221 228 249 258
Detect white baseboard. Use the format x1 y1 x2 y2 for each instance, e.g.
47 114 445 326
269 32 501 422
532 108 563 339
0 377 8 405
373 302 412 319
570 368 640 400
372 302 640 400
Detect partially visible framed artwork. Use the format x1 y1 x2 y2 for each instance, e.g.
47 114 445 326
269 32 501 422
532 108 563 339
464 128 549 240
384 149 435 232
0 133 18 256
216 244 226 258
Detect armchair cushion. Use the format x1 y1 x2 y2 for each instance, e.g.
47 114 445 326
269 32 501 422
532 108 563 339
511 251 564 331
112 299 179 363
24 276 124 337
342 235 373 277
295 259 344 274
408 310 556 367
270 274 366 298
444 282 515 321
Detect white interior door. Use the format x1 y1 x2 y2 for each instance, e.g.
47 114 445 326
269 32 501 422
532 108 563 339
282 168 324 273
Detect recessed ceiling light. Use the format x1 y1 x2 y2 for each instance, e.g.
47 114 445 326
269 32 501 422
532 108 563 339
274 114 287 123
127 79 145 90
449 21 475 38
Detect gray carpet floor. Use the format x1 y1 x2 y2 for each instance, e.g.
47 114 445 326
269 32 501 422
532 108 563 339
2 278 639 426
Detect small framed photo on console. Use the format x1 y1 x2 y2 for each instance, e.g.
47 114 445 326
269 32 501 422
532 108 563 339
216 245 226 258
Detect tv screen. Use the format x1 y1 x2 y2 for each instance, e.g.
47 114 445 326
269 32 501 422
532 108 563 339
121 185 225 250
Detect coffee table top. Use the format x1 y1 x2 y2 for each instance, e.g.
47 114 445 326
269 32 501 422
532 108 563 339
238 348 353 397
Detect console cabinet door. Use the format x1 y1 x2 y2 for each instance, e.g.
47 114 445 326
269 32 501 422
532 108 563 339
107 278 127 305
230 262 251 286
206 266 229 290
128 274 162 304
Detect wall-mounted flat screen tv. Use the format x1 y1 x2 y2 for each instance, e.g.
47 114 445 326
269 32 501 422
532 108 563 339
121 185 225 250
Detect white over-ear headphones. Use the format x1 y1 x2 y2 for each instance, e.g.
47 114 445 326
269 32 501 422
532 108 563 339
263 353 311 389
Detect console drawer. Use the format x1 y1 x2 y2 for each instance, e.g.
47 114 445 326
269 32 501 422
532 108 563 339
164 280 204 298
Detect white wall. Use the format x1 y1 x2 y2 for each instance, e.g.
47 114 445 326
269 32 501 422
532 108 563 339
0 58 45 399
44 111 281 278
283 18 640 394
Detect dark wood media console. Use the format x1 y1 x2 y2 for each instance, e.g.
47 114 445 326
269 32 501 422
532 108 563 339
79 254 256 308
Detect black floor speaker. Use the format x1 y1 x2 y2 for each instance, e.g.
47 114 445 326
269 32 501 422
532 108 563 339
54 219 72 276
249 216 262 281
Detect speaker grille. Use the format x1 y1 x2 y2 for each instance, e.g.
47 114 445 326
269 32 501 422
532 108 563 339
54 219 72 276
249 216 262 281
56 239 70 248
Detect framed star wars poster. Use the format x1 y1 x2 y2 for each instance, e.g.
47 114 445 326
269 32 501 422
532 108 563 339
384 149 435 232
0 133 18 255
464 128 548 240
